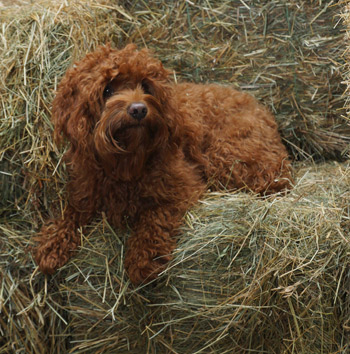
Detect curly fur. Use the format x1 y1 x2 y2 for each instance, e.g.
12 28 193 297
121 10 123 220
32 44 292 284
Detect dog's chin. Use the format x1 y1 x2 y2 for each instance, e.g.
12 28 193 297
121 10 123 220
95 121 168 180
110 122 158 153
94 110 170 180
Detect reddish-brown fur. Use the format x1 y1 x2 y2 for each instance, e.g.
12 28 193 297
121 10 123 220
32 44 292 284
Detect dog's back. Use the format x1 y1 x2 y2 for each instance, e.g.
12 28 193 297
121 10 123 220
173 82 292 193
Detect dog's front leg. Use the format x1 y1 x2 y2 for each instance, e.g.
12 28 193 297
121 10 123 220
124 208 180 285
32 206 92 274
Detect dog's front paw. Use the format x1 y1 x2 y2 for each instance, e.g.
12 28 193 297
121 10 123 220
124 250 172 285
32 221 79 274
33 239 74 275
34 245 64 275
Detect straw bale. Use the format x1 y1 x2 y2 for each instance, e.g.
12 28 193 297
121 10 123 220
1 0 350 353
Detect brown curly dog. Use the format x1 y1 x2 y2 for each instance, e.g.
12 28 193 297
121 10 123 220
32 44 292 284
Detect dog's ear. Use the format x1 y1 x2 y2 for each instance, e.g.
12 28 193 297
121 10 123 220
52 45 116 147
53 76 104 161
149 79 186 140
52 69 83 145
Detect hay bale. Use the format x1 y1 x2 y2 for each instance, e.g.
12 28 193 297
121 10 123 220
0 0 348 212
342 3 350 118
2 162 350 353
0 0 348 213
1 1 350 353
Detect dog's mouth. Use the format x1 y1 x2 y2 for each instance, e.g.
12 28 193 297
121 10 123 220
114 122 144 135
107 122 158 152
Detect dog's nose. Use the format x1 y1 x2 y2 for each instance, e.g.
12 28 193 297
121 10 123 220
127 102 148 121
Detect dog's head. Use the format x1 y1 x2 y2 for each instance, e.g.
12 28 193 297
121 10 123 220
53 44 179 180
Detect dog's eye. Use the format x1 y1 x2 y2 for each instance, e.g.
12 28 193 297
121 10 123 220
141 80 153 95
103 84 114 99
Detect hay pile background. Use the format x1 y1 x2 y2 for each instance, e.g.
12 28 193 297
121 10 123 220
1 0 350 353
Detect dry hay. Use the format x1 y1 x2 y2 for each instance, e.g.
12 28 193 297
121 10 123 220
342 3 350 120
2 162 350 353
1 0 350 353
